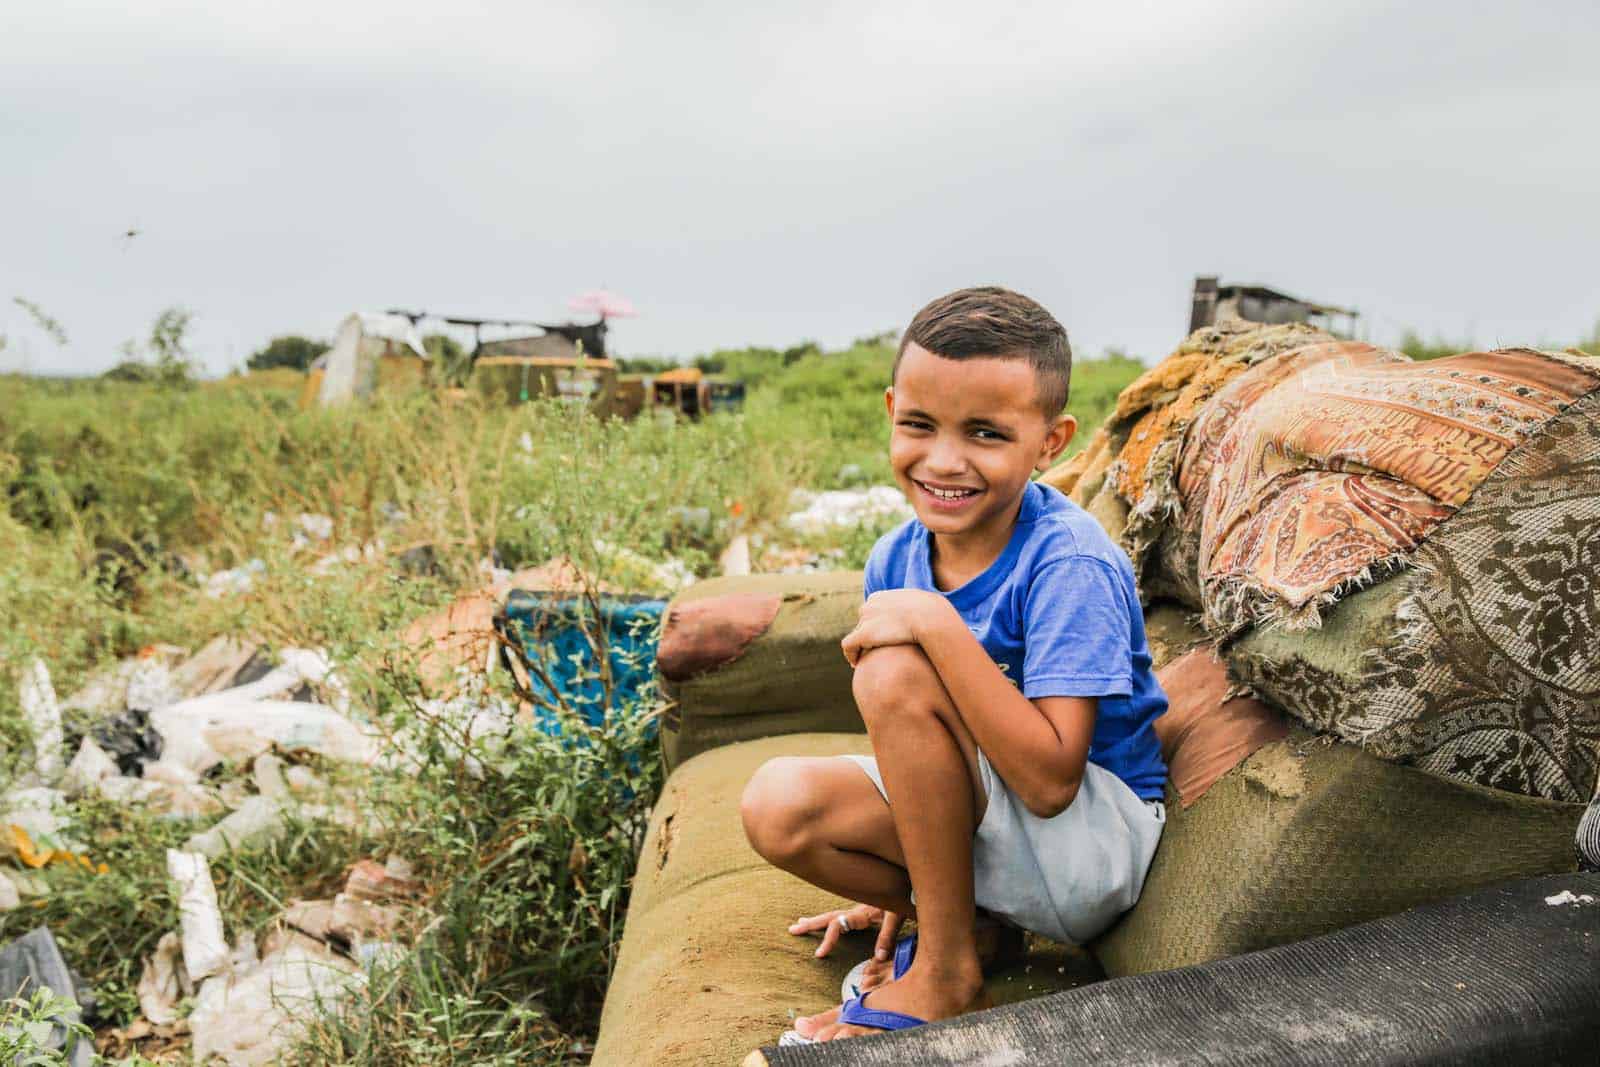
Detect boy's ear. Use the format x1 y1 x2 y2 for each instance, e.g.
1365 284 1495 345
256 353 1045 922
1036 414 1077 472
884 386 895 418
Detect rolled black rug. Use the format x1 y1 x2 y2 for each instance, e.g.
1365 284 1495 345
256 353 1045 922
755 872 1600 1066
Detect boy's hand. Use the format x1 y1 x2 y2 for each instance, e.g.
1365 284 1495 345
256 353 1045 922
842 589 956 666
789 905 905 963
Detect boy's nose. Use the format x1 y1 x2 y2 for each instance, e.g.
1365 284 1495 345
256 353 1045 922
925 437 968 476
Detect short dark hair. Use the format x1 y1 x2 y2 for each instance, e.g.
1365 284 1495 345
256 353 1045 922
896 286 1072 416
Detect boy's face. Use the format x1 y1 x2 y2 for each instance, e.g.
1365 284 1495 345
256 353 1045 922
886 343 1076 545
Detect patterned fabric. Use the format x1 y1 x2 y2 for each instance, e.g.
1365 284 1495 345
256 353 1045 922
1169 342 1600 632
1228 386 1600 801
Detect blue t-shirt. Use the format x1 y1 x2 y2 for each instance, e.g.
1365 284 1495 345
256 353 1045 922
863 481 1169 801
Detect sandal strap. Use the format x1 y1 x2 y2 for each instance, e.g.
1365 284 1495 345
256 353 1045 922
838 992 928 1032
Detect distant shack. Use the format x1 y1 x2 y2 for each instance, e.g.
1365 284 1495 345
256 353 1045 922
1189 276 1358 336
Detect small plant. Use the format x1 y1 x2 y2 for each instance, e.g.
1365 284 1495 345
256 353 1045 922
0 988 92 1067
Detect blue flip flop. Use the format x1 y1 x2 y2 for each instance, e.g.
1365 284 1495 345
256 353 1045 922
778 987 929 1046
841 932 917 1001
836 990 929 1033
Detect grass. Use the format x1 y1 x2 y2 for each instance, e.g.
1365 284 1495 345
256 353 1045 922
12 313 1598 1062
0 338 1142 1064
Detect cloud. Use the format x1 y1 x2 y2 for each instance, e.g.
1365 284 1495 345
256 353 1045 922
2 0 1597 374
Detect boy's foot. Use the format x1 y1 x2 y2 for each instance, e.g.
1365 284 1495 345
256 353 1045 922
800 959 985 1043
796 961 988 1042
827 922 1024 1019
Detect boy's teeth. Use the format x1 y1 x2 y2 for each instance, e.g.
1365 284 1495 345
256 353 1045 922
927 485 974 499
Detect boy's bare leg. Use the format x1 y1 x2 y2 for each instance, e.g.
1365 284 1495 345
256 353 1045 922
742 756 915 916
808 643 989 1041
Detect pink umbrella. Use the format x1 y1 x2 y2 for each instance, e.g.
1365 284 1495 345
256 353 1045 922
567 288 637 319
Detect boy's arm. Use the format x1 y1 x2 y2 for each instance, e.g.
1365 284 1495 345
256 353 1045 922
845 589 1095 818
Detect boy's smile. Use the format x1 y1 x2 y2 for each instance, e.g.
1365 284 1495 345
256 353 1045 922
887 343 1075 571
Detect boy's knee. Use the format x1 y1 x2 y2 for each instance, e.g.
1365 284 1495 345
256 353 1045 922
852 644 938 720
740 757 821 864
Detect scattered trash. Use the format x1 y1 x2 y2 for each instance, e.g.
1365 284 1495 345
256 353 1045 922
281 895 403 952
58 647 186 719
719 533 752 577
151 660 377 777
343 856 419 903
168 850 229 981
310 542 385 576
188 937 361 1066
183 796 286 860
501 590 665 730
284 764 325 795
96 776 222 819
0 928 93 1067
1544 889 1597 907
0 871 19 911
136 931 188 1025
252 753 290 800
19 659 65 786
91 709 165 777
0 790 97 870
126 648 185 711
97 1016 191 1062
295 513 334 543
170 636 264 698
61 738 119 798
785 486 912 535
402 590 501 694
203 559 265 598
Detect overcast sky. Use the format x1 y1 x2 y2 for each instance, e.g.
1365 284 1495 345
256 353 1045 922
3 0 1597 376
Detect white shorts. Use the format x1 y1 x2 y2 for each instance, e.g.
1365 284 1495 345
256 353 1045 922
841 751 1165 945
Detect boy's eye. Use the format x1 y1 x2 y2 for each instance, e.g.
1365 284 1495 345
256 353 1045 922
970 427 1007 441
897 419 933 432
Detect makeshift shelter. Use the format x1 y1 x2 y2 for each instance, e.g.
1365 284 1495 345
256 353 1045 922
301 312 428 408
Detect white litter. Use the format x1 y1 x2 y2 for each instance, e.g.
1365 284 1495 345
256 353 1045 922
150 650 375 776
785 486 912 536
61 738 119 797
137 931 188 1025
204 559 266 598
183 796 286 859
0 871 20 911
253 753 290 800
60 649 185 717
188 939 362 1066
719 533 751 577
296 513 334 543
19 659 65 785
125 657 182 712
96 776 222 819
1544 890 1597 907
168 849 229 981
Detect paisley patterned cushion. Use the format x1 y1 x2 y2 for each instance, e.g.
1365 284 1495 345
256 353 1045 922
1229 388 1600 802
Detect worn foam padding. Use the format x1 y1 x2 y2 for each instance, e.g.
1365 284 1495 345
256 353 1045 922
1153 647 1287 808
1093 729 1583 977
660 572 865 772
593 733 1090 1067
1140 600 1204 672
657 592 784 682
757 871 1600 1066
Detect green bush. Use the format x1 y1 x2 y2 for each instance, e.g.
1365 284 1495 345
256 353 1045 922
248 335 331 372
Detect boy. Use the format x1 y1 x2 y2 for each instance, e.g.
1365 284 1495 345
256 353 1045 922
740 286 1168 1043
